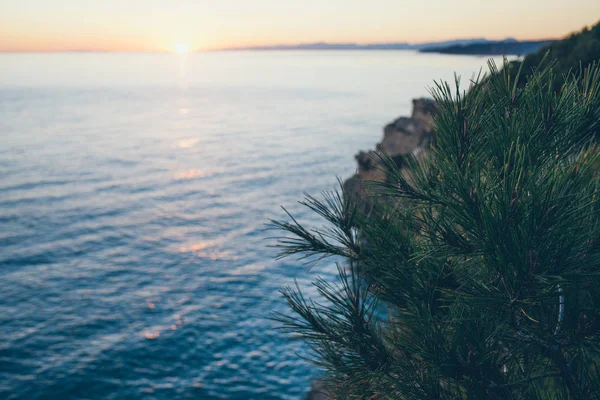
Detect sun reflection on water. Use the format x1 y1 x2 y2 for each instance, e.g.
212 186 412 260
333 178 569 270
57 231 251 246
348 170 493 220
177 138 200 149
173 169 207 180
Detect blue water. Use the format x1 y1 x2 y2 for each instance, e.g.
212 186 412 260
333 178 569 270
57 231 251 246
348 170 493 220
0 51 500 399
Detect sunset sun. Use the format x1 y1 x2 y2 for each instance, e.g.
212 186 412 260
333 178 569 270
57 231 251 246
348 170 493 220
175 43 189 54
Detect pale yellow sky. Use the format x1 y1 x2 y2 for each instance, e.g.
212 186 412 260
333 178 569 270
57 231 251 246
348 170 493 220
0 0 599 52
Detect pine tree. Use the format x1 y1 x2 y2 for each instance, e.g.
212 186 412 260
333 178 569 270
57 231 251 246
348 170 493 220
270 60 600 399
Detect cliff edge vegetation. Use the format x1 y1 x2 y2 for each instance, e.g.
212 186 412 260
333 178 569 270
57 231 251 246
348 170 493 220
273 59 600 400
345 19 600 212
511 19 600 90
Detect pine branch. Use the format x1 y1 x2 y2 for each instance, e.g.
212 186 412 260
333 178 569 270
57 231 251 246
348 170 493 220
270 58 600 399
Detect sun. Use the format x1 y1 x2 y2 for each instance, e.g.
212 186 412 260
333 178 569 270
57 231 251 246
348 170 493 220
175 43 189 55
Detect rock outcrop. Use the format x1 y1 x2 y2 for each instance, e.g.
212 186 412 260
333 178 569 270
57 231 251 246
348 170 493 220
302 99 437 400
343 98 437 210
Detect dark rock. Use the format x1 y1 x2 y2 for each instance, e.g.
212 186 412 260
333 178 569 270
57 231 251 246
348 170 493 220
355 150 379 172
343 98 437 210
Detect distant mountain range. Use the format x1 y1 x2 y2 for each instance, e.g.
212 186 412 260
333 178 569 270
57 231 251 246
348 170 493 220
218 38 552 55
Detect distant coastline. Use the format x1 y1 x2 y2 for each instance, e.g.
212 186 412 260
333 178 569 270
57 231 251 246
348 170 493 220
215 38 553 55
217 39 486 51
420 40 552 56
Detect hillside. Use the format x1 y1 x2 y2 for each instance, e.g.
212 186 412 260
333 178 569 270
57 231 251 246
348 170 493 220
421 40 551 55
511 20 600 89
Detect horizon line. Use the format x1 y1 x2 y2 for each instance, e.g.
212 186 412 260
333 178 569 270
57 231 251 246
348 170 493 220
0 35 558 54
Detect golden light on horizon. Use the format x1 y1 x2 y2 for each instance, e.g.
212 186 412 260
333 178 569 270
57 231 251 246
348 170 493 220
0 2 598 53
175 43 189 54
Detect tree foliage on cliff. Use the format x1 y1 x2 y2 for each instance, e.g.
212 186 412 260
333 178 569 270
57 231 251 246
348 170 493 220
512 19 600 91
271 60 600 399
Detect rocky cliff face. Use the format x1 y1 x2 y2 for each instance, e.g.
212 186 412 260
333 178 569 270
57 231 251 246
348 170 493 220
343 98 437 210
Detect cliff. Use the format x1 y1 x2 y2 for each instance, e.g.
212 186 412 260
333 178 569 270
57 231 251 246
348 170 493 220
343 98 436 210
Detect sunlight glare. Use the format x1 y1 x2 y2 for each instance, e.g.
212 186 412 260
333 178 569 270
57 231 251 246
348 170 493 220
175 43 189 55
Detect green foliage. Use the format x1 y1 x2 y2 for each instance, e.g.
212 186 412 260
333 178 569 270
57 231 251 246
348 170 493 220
270 60 600 399
511 20 600 91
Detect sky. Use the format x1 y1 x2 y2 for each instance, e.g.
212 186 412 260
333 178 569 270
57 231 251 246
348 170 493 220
1 0 599 52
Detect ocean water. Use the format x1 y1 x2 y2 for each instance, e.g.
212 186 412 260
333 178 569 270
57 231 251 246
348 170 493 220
0 51 502 399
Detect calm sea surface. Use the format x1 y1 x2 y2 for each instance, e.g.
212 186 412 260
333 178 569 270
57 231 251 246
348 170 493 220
0 51 502 399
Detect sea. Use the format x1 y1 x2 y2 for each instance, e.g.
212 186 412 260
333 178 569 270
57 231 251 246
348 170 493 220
0 51 503 399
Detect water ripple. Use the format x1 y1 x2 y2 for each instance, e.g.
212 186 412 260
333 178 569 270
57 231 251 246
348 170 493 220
0 51 498 399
